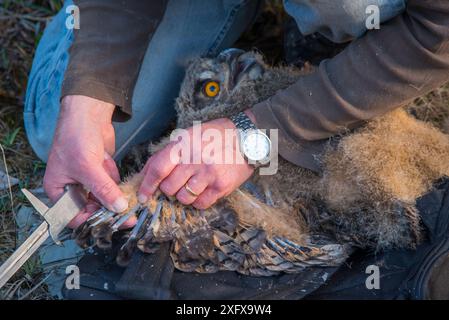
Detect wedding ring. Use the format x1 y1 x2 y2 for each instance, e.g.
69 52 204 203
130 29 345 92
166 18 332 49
184 183 199 197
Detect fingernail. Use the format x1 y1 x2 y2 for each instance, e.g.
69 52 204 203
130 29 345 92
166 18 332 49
138 194 148 204
112 197 128 213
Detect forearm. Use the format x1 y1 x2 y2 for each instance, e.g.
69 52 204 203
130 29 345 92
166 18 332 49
57 95 115 155
60 95 115 123
251 0 449 170
61 0 167 117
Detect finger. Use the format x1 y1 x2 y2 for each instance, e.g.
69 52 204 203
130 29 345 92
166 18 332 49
43 172 75 203
159 165 195 197
103 151 120 183
138 143 180 203
192 187 220 210
80 165 128 213
176 174 209 205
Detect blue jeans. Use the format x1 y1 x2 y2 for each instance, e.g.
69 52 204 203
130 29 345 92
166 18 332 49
24 0 406 162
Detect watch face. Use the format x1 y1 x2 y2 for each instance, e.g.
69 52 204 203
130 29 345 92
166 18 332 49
241 130 271 162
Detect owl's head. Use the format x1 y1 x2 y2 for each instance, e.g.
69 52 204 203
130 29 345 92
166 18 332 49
175 49 267 126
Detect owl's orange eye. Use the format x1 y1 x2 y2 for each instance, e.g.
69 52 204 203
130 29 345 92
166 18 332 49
203 81 220 97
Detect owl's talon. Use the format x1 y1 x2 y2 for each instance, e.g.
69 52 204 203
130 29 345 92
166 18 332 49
73 208 110 247
90 210 116 227
87 207 108 222
110 204 141 232
147 201 163 233
136 201 163 252
115 208 149 267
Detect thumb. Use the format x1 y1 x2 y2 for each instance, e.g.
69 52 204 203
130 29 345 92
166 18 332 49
81 165 128 213
103 151 120 183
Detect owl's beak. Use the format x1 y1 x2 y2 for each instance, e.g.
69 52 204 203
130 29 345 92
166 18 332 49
217 48 245 62
218 48 265 90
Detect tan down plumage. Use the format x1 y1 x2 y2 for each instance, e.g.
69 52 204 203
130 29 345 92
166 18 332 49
74 50 449 275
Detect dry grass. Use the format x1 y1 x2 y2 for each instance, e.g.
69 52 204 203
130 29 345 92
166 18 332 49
0 0 62 300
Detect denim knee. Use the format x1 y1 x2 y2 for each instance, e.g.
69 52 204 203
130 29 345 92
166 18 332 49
114 0 261 160
284 0 406 43
24 0 74 162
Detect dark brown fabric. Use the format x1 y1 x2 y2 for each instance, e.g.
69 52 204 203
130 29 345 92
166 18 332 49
426 253 449 300
61 0 167 116
61 1 449 171
252 0 449 171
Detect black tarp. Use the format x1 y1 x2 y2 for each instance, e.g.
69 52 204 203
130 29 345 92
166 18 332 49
63 179 449 300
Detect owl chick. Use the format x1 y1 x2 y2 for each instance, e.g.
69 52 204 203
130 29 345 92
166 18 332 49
74 49 449 275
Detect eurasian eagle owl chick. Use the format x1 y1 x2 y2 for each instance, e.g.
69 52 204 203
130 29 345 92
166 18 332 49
74 50 449 275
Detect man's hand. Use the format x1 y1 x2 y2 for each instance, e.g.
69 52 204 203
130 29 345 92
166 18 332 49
43 95 130 228
137 116 255 209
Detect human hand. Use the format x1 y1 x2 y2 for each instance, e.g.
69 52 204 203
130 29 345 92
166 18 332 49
137 115 255 209
43 95 132 228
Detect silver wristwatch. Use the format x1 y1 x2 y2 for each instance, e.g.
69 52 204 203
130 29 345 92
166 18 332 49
229 112 272 168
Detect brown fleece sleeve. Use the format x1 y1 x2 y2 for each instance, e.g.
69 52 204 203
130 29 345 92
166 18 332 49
61 0 167 118
252 0 449 171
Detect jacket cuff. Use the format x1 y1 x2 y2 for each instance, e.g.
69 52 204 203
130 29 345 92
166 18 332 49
61 77 131 121
251 99 327 173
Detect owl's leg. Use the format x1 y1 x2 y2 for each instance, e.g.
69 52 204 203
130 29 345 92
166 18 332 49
226 189 308 244
116 206 151 266
72 172 146 248
72 171 195 266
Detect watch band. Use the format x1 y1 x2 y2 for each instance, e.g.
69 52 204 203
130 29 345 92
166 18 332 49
229 111 257 132
230 111 271 169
